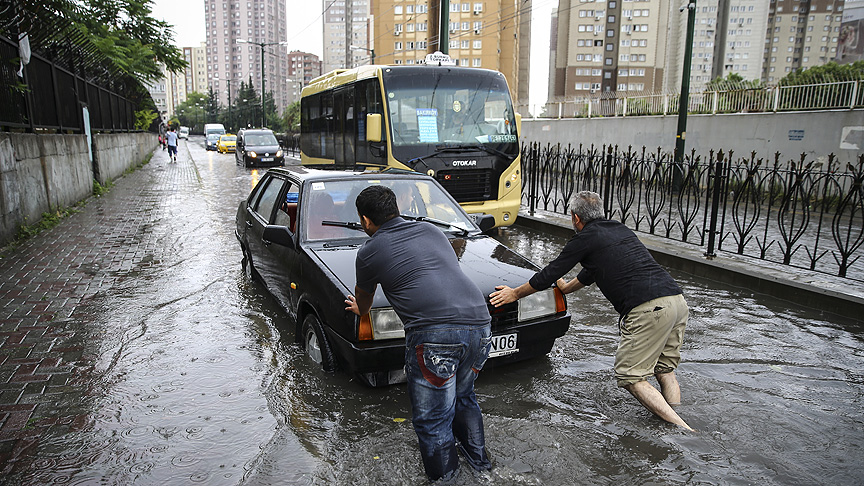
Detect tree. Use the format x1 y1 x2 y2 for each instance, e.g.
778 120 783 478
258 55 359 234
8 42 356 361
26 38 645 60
779 61 864 86
173 92 209 133
134 109 159 131
282 101 301 133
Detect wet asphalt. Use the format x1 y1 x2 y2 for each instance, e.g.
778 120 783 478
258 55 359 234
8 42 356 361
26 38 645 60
0 137 862 485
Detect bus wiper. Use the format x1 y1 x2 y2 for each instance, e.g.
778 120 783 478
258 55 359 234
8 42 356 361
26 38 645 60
322 220 365 231
407 146 468 170
464 143 511 159
400 214 469 237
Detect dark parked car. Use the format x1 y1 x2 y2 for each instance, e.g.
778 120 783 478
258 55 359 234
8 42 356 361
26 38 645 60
205 133 221 151
235 128 284 167
235 167 570 386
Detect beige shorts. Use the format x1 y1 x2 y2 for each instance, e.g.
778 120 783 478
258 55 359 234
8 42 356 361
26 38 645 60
614 294 688 387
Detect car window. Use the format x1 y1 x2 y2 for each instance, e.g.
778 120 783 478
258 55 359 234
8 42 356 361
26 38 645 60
301 178 474 241
253 176 285 222
274 182 298 231
246 133 278 145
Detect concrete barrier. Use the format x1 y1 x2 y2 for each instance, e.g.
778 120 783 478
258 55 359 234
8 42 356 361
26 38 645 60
0 132 157 247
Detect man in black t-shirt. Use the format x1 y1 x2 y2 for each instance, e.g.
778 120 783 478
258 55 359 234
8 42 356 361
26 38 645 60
490 190 694 431
345 185 493 480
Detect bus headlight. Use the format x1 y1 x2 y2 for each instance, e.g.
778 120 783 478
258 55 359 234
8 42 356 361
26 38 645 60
518 289 557 321
370 308 405 339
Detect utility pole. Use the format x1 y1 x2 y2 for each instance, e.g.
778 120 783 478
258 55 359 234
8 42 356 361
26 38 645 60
439 0 450 54
237 39 288 129
673 0 697 190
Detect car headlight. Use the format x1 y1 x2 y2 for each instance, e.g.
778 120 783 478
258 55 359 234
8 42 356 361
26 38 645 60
369 308 404 339
248 151 257 158
276 149 283 157
518 288 558 321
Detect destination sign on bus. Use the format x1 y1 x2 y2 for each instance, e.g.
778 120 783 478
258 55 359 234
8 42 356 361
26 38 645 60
424 51 456 66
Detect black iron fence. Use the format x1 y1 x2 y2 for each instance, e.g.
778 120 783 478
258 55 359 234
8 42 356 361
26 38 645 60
1 34 136 132
521 142 864 282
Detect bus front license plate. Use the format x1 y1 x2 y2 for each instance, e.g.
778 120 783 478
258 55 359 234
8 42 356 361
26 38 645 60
489 333 518 358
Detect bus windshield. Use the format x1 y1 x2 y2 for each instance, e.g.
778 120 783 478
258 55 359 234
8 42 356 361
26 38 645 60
382 70 518 161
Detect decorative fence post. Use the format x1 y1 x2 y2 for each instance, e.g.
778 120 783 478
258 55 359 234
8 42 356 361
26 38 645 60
705 150 726 258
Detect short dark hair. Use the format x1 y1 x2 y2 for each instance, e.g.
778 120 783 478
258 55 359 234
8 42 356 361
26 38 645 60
355 185 398 226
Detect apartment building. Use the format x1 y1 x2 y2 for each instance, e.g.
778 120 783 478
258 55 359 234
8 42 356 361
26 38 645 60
322 0 372 73
183 43 210 95
548 0 846 103
204 0 290 113
286 51 323 104
369 0 528 103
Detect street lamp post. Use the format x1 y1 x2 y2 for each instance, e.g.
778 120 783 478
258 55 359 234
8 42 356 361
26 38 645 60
673 1 697 191
237 38 289 128
349 45 376 66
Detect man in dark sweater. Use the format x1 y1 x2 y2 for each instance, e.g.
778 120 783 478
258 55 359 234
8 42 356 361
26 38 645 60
490 190 693 431
345 185 493 480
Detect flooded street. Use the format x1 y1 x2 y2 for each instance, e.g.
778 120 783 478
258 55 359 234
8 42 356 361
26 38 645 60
3 138 863 485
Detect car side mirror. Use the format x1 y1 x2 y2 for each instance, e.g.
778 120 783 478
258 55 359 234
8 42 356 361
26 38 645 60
366 113 382 142
475 214 495 233
263 224 295 250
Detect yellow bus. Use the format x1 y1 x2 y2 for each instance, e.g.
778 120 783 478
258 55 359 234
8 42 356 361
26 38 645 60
300 53 522 227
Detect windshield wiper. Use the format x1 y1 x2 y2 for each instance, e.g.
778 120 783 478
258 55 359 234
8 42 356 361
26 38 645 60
322 220 365 231
400 214 469 237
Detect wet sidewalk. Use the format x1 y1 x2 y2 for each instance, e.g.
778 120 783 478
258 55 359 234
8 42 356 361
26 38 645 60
0 143 196 473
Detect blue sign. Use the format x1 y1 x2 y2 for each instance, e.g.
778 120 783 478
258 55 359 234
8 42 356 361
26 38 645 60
417 109 439 143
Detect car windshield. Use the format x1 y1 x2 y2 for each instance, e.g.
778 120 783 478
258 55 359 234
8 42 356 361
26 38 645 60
245 133 278 145
207 135 220 141
220 136 236 141
301 178 475 241
382 69 518 160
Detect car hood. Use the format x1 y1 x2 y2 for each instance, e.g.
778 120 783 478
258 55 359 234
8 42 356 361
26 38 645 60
308 236 539 307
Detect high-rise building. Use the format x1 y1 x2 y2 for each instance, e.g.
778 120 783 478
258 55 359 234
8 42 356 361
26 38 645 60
204 0 290 116
286 51 323 104
369 0 528 104
322 0 372 73
547 0 846 103
183 43 210 95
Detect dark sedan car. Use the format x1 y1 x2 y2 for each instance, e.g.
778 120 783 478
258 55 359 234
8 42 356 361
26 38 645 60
235 128 284 167
235 167 570 386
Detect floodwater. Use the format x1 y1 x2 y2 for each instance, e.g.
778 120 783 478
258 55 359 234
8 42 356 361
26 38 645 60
5 138 863 485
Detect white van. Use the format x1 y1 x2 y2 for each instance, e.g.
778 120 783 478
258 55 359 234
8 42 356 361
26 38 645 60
179 126 190 139
204 123 226 150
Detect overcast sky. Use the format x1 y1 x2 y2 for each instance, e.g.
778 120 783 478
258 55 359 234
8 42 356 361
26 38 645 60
149 0 554 109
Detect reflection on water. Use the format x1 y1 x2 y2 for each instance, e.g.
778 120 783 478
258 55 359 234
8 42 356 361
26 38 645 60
6 146 863 485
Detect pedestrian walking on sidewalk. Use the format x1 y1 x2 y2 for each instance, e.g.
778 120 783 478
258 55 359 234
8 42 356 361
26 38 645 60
345 185 493 481
490 190 694 431
166 126 178 162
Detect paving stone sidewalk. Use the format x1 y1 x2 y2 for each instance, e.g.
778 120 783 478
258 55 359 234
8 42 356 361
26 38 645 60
0 144 193 474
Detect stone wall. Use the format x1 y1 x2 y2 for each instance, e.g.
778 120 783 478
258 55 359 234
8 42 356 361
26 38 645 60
522 109 864 164
0 132 157 247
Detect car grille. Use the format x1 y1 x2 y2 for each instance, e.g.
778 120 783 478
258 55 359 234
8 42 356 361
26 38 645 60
436 169 493 202
489 303 518 330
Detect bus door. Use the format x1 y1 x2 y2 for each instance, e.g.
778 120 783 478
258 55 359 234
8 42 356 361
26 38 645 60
334 87 355 167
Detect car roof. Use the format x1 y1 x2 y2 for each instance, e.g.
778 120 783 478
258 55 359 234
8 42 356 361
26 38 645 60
265 166 429 185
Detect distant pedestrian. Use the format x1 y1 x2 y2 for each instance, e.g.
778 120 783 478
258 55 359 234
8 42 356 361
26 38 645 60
345 185 493 481
490 190 694 431
165 126 178 162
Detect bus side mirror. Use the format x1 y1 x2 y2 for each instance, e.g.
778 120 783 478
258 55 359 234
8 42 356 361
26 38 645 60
366 113 383 142
515 112 522 137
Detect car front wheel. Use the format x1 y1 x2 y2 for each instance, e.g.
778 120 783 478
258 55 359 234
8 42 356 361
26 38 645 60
302 314 335 372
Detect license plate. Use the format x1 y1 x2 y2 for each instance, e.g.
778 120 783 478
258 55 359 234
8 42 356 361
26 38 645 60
489 333 518 358
261 157 274 162
468 213 485 223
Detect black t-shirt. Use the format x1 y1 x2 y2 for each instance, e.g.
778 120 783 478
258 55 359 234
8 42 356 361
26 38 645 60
356 217 490 330
529 218 682 316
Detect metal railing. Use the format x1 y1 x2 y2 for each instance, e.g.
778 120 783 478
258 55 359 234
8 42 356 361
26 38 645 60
521 142 864 282
526 80 864 119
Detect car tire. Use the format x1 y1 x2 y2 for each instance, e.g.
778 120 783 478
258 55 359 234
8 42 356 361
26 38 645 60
302 314 335 372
